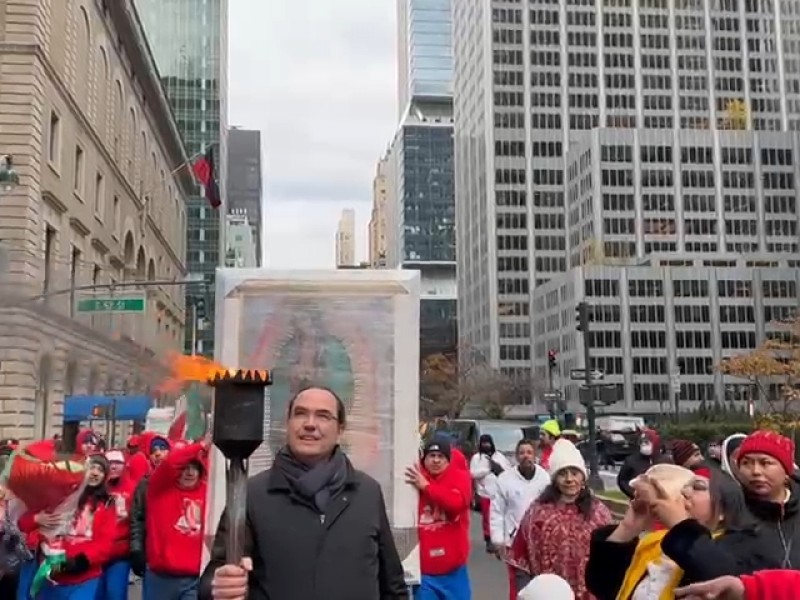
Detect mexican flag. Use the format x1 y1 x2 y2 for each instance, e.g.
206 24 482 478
168 384 207 442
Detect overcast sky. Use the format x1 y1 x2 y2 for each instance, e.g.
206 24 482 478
228 1 397 268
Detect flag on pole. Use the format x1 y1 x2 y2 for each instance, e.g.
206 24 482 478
168 384 208 441
191 145 221 209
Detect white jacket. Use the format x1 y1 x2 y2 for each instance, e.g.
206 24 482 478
469 451 512 498
489 465 550 547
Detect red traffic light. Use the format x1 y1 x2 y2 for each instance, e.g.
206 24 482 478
548 349 558 359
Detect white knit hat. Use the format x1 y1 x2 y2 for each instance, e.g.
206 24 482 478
518 574 575 600
547 438 587 480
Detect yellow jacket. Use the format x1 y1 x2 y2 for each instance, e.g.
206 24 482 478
615 528 724 600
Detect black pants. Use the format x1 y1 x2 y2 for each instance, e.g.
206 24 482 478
0 571 19 598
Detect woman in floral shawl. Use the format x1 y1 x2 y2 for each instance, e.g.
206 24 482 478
509 439 611 599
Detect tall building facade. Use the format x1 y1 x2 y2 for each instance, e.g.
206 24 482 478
0 0 191 440
135 0 228 358
224 210 258 268
532 262 799 414
227 128 262 265
369 156 389 268
453 0 800 375
530 128 800 412
396 0 453 118
336 209 356 267
389 0 457 360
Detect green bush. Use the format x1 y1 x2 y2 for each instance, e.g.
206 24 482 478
659 422 753 446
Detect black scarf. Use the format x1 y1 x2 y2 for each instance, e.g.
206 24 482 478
274 445 349 513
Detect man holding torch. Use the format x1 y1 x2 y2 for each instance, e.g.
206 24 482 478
199 384 408 600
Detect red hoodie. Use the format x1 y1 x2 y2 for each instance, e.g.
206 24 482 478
127 431 171 484
23 494 116 586
417 457 472 576
107 474 136 561
145 442 208 577
741 570 800 600
75 429 100 456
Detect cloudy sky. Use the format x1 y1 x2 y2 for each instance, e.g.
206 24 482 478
228 1 397 268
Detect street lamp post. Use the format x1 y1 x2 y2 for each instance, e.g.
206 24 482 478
576 301 604 491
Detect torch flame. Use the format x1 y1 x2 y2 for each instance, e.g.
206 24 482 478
156 353 271 394
156 352 230 394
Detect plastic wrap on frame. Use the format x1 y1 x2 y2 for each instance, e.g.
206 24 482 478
204 269 421 584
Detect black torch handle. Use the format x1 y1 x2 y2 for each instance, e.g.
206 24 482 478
225 457 248 566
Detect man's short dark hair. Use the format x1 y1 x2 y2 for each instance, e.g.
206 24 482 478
517 438 536 453
287 385 347 427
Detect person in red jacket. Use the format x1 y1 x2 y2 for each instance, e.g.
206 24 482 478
16 437 92 600
75 429 101 457
98 450 136 600
406 438 472 600
143 440 208 599
675 569 800 599
37 454 116 600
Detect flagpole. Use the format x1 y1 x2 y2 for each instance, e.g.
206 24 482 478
140 142 222 228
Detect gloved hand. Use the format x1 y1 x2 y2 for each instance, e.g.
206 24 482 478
62 554 90 575
130 552 146 577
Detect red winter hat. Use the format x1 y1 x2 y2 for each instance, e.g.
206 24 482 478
737 430 795 475
669 439 700 467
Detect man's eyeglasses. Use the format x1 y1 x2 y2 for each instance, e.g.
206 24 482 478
289 408 338 424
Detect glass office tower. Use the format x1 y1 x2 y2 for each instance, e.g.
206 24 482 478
397 0 453 116
134 0 228 358
391 0 457 362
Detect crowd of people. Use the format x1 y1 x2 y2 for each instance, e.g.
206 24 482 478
463 420 800 599
3 394 800 599
0 429 210 600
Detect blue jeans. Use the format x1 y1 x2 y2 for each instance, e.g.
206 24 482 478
38 578 100 600
414 566 472 600
17 560 36 600
143 570 198 600
97 560 130 600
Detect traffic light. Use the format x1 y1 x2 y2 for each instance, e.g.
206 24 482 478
576 302 590 332
91 405 109 418
194 297 206 319
548 349 557 370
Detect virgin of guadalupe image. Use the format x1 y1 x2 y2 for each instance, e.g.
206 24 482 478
268 311 356 450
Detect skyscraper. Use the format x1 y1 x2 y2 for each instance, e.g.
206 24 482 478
387 0 457 359
336 209 356 268
135 0 228 358
227 128 262 265
453 0 800 376
368 157 389 268
396 0 453 118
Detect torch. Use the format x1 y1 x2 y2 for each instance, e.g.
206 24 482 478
208 369 272 564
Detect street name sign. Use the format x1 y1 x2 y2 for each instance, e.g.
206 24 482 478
571 369 604 382
77 296 145 313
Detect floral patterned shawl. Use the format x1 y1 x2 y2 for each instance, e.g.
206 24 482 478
509 497 612 600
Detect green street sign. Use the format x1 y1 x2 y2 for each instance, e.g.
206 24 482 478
77 296 145 313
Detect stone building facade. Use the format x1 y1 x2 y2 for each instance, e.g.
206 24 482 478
0 0 193 440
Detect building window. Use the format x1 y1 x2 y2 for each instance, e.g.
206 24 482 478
70 246 81 316
94 173 105 218
43 226 55 297
74 146 85 197
48 112 61 166
112 195 120 238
